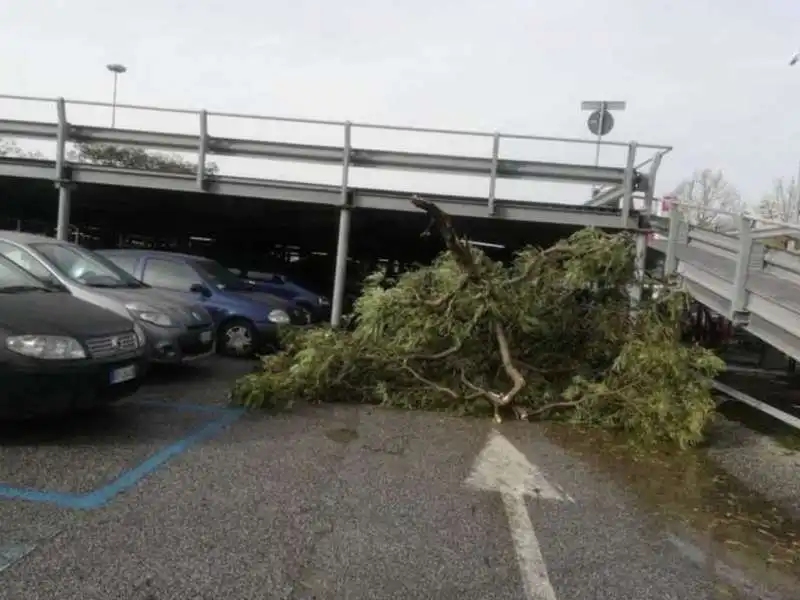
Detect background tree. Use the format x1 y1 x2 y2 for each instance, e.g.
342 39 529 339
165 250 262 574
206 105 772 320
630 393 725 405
759 177 797 221
757 177 800 249
0 138 44 159
70 143 219 176
671 169 745 231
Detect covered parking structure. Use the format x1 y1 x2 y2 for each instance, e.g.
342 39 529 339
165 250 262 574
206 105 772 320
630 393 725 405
0 171 637 303
0 94 672 323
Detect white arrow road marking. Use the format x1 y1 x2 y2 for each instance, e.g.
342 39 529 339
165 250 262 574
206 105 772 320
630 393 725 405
465 430 570 600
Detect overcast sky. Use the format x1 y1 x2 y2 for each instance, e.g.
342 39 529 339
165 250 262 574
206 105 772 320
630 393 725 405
2 0 799 205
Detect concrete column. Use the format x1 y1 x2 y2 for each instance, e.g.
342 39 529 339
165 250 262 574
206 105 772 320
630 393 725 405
55 185 71 241
330 206 352 327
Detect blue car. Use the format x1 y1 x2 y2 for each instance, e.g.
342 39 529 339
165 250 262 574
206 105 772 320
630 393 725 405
229 268 331 321
97 249 311 357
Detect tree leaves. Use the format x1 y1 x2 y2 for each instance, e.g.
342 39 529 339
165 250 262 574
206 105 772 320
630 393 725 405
231 205 725 447
69 143 219 176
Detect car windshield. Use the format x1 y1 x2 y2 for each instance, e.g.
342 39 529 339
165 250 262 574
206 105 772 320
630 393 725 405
31 243 147 289
195 259 252 291
0 254 53 293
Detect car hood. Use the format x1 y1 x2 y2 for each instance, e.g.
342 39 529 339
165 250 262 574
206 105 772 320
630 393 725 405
0 291 134 338
95 287 212 326
227 290 311 324
227 290 294 309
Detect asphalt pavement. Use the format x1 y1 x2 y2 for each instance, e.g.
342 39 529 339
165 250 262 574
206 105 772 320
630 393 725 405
0 358 797 599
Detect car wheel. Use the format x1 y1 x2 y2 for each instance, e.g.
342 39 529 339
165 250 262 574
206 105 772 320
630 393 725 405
218 319 258 358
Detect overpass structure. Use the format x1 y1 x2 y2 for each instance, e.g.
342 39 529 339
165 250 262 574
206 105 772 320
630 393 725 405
651 206 800 363
0 93 671 324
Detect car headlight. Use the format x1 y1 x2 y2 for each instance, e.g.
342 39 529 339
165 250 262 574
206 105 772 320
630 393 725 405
125 303 174 327
318 296 330 306
268 309 291 324
133 322 146 347
5 335 86 360
187 306 211 323
136 311 174 327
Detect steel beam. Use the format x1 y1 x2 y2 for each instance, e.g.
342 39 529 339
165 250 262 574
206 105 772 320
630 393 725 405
750 226 800 240
352 191 638 229
0 160 640 229
0 119 633 186
584 184 625 207
0 119 58 139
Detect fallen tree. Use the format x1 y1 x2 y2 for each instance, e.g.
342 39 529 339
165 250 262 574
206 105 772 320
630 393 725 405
231 197 725 447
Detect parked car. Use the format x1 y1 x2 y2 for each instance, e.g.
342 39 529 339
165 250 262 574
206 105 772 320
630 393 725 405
97 249 311 357
0 254 148 419
0 232 216 365
228 268 330 322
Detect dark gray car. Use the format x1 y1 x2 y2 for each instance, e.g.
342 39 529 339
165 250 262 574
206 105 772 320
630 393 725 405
0 232 216 364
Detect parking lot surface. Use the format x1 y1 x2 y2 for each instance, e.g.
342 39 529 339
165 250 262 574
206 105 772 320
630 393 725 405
1 358 797 599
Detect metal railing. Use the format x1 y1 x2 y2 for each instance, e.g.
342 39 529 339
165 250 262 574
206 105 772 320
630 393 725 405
654 201 800 323
0 93 672 224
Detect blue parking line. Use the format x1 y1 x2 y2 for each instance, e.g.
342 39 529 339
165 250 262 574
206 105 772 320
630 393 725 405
0 402 246 510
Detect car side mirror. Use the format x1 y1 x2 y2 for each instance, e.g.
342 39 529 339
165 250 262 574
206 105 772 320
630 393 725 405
190 283 211 297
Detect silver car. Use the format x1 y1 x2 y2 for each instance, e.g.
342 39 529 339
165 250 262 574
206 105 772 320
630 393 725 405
0 231 216 364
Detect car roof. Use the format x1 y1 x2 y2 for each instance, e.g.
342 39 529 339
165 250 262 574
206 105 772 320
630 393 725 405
99 248 211 262
0 230 62 245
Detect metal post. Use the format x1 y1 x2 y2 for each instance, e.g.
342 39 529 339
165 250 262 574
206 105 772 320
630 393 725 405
644 152 663 217
620 141 637 226
54 97 71 241
54 97 67 179
330 121 352 328
56 187 71 241
106 63 127 128
111 72 119 128
594 102 606 168
731 214 753 323
197 109 208 190
487 132 500 216
664 206 682 277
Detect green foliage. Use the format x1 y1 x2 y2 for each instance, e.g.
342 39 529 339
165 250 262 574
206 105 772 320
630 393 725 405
231 228 725 447
70 143 219 176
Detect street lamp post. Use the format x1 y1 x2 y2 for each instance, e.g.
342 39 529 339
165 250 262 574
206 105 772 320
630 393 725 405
106 63 127 128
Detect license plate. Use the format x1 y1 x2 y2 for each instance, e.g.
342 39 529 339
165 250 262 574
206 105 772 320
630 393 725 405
110 365 137 385
200 331 213 343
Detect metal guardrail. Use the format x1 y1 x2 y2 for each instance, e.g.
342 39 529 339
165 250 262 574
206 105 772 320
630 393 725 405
651 203 800 357
656 205 800 320
0 94 672 225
